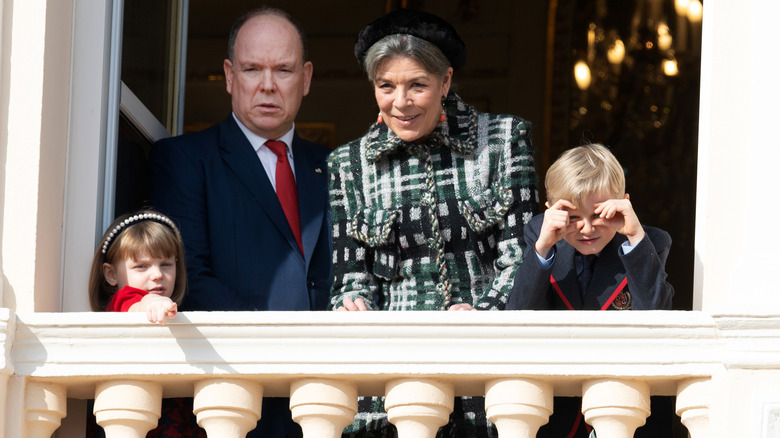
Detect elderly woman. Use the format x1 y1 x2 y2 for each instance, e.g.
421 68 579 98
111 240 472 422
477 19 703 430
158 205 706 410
328 8 538 436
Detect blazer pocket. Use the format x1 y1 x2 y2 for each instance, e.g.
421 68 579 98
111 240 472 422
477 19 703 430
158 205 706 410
347 207 400 280
457 185 514 234
457 185 514 264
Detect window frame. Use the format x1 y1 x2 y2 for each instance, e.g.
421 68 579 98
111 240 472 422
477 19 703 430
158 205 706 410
61 0 187 311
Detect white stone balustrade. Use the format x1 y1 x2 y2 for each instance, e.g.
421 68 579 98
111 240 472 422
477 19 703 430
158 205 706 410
24 381 66 438
290 378 357 438
7 310 780 437
93 380 162 438
193 378 263 438
484 378 553 438
582 379 650 438
385 379 454 438
676 377 711 437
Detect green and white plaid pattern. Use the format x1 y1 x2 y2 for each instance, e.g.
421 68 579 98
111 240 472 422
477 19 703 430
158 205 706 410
342 396 499 438
328 93 538 311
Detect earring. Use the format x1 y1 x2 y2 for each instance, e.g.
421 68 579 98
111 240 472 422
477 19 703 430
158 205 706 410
377 112 383 124
439 95 447 122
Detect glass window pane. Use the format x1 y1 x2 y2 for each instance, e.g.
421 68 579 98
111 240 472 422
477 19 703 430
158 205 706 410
121 0 178 131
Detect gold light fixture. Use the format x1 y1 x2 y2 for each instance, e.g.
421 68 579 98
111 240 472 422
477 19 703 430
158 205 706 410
607 39 625 65
663 58 679 76
687 0 703 22
574 60 592 90
675 0 691 15
657 23 673 52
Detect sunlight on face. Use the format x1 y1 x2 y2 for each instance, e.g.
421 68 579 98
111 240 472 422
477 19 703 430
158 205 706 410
373 57 452 142
105 253 177 298
224 14 312 140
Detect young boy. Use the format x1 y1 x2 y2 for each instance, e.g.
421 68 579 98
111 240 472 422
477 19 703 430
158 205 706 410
505 144 677 437
506 143 673 311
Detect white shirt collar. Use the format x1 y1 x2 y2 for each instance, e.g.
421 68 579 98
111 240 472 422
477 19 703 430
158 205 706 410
232 113 295 156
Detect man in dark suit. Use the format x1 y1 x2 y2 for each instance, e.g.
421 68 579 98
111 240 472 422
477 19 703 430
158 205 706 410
148 8 331 437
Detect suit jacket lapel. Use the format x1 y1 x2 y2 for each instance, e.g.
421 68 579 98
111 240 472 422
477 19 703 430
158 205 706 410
585 234 626 309
551 242 583 309
218 117 303 259
291 135 327 267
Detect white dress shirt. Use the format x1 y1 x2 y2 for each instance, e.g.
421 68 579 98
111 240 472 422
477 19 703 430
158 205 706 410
232 113 296 192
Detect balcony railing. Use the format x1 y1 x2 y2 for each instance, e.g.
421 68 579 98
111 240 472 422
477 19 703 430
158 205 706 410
5 309 774 437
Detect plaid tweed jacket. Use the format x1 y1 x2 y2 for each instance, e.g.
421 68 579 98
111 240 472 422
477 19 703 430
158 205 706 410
328 93 538 311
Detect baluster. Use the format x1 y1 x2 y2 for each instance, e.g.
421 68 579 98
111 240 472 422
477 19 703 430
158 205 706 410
290 378 357 438
94 380 162 438
581 379 650 438
193 378 262 438
676 378 711 437
485 378 553 438
385 379 453 438
25 381 66 438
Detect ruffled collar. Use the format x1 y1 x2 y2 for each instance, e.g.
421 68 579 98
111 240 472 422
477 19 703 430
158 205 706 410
364 93 479 162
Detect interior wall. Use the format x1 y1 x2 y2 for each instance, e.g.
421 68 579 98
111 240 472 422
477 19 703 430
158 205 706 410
183 0 548 151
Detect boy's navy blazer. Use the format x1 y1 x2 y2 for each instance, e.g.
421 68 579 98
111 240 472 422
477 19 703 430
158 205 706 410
148 115 333 312
506 214 674 310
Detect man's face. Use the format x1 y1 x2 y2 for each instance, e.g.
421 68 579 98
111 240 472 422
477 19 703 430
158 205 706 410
223 14 313 140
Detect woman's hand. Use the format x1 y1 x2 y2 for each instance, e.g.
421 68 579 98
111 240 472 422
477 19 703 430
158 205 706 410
448 303 475 311
336 296 370 311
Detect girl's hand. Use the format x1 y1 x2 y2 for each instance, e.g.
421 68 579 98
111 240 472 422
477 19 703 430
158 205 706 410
139 294 178 324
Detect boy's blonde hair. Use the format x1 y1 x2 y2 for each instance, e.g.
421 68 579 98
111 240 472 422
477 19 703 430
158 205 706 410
88 210 187 311
545 144 625 208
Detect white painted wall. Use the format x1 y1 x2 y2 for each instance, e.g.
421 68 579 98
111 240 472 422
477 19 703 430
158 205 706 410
1 0 49 311
694 0 780 312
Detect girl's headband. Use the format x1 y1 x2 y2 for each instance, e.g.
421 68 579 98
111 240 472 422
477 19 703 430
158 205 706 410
101 212 179 255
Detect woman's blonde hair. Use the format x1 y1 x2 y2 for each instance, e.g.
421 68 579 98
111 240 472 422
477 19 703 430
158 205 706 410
88 210 186 311
545 144 625 208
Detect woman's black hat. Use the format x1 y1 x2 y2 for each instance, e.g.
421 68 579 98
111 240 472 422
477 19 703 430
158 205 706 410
354 9 467 71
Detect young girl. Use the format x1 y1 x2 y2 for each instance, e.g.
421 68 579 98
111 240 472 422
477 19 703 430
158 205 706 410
87 210 206 438
89 210 186 323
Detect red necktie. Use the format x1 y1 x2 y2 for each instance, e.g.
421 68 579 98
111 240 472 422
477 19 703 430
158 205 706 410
265 140 303 255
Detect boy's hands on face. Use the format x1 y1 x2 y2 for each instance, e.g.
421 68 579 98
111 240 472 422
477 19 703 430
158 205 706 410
593 194 645 245
536 199 578 258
